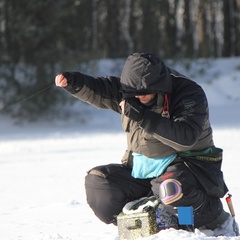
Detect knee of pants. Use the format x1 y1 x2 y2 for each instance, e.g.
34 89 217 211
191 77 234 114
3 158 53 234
159 178 183 206
85 173 126 225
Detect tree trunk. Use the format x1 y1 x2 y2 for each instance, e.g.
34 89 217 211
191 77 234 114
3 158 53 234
183 0 194 58
92 0 98 52
121 0 134 54
197 0 208 57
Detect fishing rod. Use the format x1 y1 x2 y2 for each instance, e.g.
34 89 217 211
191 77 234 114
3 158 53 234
0 83 54 114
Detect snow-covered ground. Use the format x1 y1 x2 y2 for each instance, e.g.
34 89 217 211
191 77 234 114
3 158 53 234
0 57 240 240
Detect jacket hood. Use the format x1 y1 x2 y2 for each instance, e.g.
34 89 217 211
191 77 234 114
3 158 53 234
120 52 172 98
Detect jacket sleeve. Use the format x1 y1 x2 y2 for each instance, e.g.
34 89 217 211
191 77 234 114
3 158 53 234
140 89 209 152
62 72 122 113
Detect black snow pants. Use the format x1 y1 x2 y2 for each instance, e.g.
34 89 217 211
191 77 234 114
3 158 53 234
85 161 227 228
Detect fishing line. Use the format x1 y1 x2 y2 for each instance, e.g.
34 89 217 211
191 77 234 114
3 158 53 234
0 83 54 113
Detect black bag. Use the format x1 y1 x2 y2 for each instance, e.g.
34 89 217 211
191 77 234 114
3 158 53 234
183 159 228 198
178 147 228 198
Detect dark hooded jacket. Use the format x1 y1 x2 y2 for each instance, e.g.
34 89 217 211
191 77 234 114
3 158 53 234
62 52 214 166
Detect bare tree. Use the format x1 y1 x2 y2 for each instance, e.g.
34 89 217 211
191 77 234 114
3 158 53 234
197 0 209 57
209 1 220 57
92 0 98 52
121 0 134 54
182 0 194 58
223 0 240 56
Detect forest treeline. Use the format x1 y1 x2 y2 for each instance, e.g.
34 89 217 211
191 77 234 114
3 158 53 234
0 0 239 120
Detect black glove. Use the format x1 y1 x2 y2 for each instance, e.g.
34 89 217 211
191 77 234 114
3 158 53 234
62 72 76 85
124 98 145 122
62 72 83 94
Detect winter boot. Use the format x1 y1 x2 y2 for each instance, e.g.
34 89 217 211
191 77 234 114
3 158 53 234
213 214 239 237
199 213 239 237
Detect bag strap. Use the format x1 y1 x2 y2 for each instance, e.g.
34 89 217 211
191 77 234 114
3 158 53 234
178 146 223 162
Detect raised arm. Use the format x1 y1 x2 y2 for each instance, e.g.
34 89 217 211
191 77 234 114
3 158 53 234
55 72 122 113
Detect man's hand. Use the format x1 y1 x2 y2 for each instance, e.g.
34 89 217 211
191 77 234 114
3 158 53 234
123 98 145 122
55 74 68 87
55 72 83 94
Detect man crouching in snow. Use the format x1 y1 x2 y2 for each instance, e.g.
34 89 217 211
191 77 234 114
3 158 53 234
55 52 239 236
